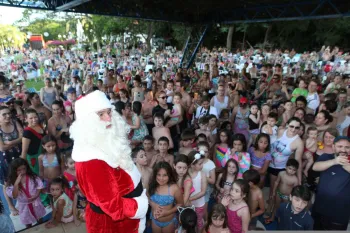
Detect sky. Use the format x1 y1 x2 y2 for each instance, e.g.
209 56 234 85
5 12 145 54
0 6 24 25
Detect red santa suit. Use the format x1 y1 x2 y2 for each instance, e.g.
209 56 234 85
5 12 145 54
70 91 148 233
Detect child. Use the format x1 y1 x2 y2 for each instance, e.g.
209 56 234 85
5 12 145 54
176 206 197 233
195 117 211 141
215 158 239 203
149 137 174 168
243 170 265 230
73 181 87 226
203 203 230 233
188 150 207 233
130 101 149 146
179 129 196 156
63 153 76 201
303 126 317 177
248 104 260 145
213 129 231 169
196 133 207 144
0 201 15 233
45 177 73 228
6 158 46 227
165 92 183 129
261 112 279 144
230 133 251 179
221 179 250 233
276 185 313 230
38 136 63 185
248 133 272 188
266 159 299 223
132 147 152 190
291 79 308 103
148 162 183 233
207 114 218 137
166 80 174 104
173 155 193 206
152 112 174 150
282 100 293 127
143 135 157 165
198 141 216 221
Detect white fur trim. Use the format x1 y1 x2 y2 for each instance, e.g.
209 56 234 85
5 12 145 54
138 216 146 233
75 90 112 119
131 189 148 220
125 164 141 189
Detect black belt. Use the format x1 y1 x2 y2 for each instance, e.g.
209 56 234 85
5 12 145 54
90 181 143 214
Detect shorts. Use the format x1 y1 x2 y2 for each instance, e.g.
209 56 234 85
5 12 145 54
195 205 205 230
204 186 213 203
277 190 289 201
268 167 285 177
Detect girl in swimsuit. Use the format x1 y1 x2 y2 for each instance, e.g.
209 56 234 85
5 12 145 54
221 180 250 233
215 159 239 203
148 162 183 233
203 203 230 233
38 136 63 191
173 155 194 206
213 130 232 169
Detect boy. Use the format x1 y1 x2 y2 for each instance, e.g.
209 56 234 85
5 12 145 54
142 135 157 166
165 80 174 104
152 112 174 150
266 159 299 223
132 147 152 190
291 79 308 103
262 112 278 144
243 170 265 230
195 116 212 146
149 137 174 168
276 185 313 230
179 128 196 156
282 100 293 127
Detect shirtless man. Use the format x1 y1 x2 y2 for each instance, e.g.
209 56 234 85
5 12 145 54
142 135 157 166
149 137 174 168
132 148 152 190
175 80 192 113
197 72 211 92
266 159 299 223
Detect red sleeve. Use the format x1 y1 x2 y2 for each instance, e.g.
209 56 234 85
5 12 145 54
76 160 138 221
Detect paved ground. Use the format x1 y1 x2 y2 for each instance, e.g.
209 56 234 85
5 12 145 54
20 222 87 233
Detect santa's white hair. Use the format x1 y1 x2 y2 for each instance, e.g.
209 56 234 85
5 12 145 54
70 105 134 171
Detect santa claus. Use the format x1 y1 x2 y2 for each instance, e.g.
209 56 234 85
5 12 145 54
70 91 148 233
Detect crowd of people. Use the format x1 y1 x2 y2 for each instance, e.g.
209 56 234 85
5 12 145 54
0 44 349 233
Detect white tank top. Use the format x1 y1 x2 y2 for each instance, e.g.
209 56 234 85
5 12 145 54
190 172 205 207
213 95 229 115
270 130 298 169
337 115 350 136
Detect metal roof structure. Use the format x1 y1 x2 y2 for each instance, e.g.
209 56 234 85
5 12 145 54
0 0 349 24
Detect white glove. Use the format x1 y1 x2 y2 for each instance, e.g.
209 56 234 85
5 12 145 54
131 189 149 219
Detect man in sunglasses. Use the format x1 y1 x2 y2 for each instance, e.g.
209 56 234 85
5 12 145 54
312 136 350 230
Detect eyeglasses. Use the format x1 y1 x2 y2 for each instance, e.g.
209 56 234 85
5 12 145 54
159 96 167 99
288 125 300 130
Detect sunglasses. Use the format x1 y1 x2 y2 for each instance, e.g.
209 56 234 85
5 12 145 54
159 96 167 99
288 125 300 130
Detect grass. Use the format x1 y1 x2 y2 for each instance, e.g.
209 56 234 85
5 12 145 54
25 79 44 92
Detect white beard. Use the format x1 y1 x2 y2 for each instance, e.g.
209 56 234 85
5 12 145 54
70 109 134 171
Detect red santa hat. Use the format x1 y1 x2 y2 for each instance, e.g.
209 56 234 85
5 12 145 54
75 90 112 120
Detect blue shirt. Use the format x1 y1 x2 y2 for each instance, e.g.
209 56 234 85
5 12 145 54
313 153 350 225
277 202 313 230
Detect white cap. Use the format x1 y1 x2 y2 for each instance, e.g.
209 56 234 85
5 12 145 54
75 90 112 120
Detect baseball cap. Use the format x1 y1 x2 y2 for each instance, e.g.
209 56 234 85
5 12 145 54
67 87 76 94
240 97 248 104
333 136 350 144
